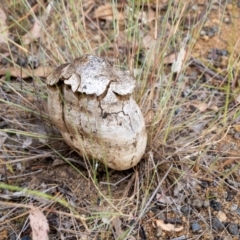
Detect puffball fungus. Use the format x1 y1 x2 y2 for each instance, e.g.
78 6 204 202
46 55 147 170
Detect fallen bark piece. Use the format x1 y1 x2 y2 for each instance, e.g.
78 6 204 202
46 54 147 170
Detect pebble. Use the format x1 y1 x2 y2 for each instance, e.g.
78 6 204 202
191 222 202 233
208 52 219 61
212 217 224 232
221 49 228 56
224 17 231 24
230 204 238 212
21 236 31 240
156 226 162 237
171 236 187 240
203 200 210 208
234 132 240 139
237 208 240 215
16 57 28 67
226 192 235 201
1 57 8 65
220 56 228 68
192 199 203 209
181 205 192 216
226 223 239 236
207 30 215 38
210 200 221 211
202 35 209 41
200 30 206 36
200 180 209 188
28 55 39 69
217 211 227 222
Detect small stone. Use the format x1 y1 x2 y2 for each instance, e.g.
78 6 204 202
200 30 206 36
221 49 228 56
208 52 219 61
226 223 239 236
156 226 162 237
172 236 187 240
226 4 233 11
1 57 8 65
234 132 240 139
224 17 231 24
217 211 227 222
28 55 39 69
200 181 209 188
16 57 28 67
203 200 210 208
181 205 192 216
192 199 203 209
212 217 224 232
212 181 218 187
237 208 240 215
220 56 228 67
207 30 215 38
211 26 219 33
226 192 236 201
230 204 238 212
191 222 201 233
210 200 221 211
21 236 32 240
156 211 166 221
202 35 209 41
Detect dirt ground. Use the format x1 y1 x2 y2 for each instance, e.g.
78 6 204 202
0 0 240 240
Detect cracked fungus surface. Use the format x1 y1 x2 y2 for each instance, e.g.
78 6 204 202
46 54 147 170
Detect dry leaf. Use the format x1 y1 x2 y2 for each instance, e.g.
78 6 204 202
94 4 124 21
163 53 177 64
188 121 209 133
154 219 184 232
112 217 123 238
233 125 240 132
173 181 186 196
142 34 156 49
0 66 54 78
190 101 208 112
29 208 49 240
208 105 219 111
134 8 155 24
0 7 8 53
156 193 173 205
171 47 186 74
22 19 42 45
22 137 33 149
